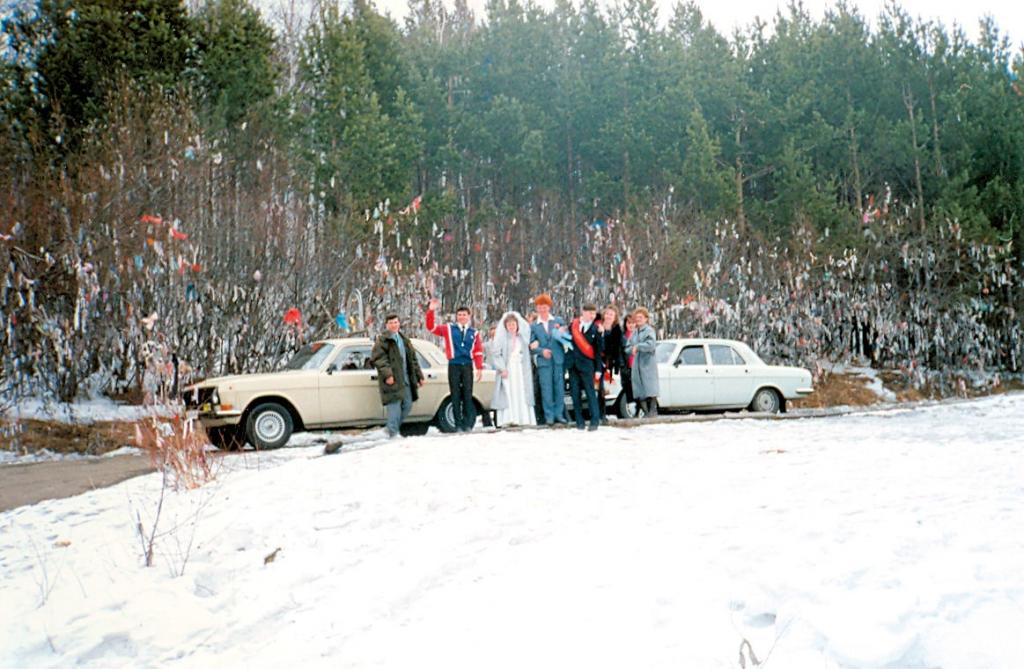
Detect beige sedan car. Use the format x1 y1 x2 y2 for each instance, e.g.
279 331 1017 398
184 338 496 449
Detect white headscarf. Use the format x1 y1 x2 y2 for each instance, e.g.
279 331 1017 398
494 311 530 354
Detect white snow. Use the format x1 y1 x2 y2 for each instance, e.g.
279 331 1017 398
2 393 1023 668
0 446 143 466
2 398 174 425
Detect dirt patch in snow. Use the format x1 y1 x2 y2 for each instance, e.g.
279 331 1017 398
790 372 882 409
0 454 157 513
0 419 143 457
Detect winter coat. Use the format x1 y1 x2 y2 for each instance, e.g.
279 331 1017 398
601 322 626 375
490 313 535 411
625 324 660 400
565 319 604 376
370 332 424 405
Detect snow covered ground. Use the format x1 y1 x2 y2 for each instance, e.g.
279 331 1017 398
2 393 1023 669
2 397 174 425
0 445 143 466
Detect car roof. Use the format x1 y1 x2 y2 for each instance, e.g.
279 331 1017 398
314 337 447 363
316 337 435 347
659 338 753 347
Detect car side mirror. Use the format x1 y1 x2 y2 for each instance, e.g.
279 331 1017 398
673 359 683 367
326 363 337 375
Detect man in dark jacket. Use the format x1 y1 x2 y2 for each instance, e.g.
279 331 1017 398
370 314 425 437
566 304 604 431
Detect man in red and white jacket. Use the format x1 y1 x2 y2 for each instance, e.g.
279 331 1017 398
426 299 484 432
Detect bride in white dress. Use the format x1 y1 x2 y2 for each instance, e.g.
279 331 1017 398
491 311 536 427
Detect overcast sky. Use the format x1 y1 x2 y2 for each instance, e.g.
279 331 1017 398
360 0 1024 50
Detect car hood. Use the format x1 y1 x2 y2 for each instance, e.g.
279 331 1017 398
186 370 316 391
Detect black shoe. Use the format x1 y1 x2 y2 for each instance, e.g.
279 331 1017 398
588 424 599 431
575 424 585 430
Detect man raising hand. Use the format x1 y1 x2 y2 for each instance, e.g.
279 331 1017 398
427 298 484 432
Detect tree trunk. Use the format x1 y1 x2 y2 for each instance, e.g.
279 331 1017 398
849 123 863 212
927 72 945 177
903 86 927 234
566 121 576 225
733 121 747 234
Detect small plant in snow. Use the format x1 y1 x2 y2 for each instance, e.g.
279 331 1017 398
131 406 218 570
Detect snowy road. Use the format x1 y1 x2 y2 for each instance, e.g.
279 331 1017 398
2 393 1023 668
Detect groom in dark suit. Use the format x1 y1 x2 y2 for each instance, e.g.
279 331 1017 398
566 304 604 430
529 293 568 425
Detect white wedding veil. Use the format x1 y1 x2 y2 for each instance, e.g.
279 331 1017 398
494 310 530 352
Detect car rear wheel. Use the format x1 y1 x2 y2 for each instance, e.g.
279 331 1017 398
206 426 245 451
245 402 293 449
434 397 458 433
750 387 782 414
616 392 639 419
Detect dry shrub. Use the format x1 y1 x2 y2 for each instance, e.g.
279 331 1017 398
133 413 216 489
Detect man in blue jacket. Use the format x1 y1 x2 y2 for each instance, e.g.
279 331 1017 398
529 293 568 425
427 298 484 432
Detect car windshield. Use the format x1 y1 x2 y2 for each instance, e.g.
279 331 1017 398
284 342 335 370
655 342 677 364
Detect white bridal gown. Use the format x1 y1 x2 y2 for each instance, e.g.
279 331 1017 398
497 339 536 427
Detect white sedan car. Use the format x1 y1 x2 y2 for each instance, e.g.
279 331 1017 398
600 338 813 416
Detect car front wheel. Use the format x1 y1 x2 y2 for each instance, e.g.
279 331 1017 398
206 426 245 451
245 402 294 449
750 387 782 414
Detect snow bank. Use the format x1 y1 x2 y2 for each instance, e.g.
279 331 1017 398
0 446 143 466
1 393 1023 668
1 398 175 425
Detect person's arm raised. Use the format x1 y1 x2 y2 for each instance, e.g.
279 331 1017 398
426 299 446 336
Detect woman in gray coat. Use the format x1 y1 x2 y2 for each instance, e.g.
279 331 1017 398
624 307 660 417
490 311 536 426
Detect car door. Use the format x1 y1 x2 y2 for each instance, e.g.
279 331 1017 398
317 344 385 426
409 350 444 419
709 344 754 407
664 344 715 408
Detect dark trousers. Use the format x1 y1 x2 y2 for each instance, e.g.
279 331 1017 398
449 363 476 431
622 365 637 408
568 364 600 428
533 365 546 424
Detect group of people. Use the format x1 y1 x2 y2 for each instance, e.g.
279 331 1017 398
370 294 660 438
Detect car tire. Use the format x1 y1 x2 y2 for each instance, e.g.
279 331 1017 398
616 392 639 419
245 402 293 449
206 426 245 451
434 397 458 433
750 387 782 414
